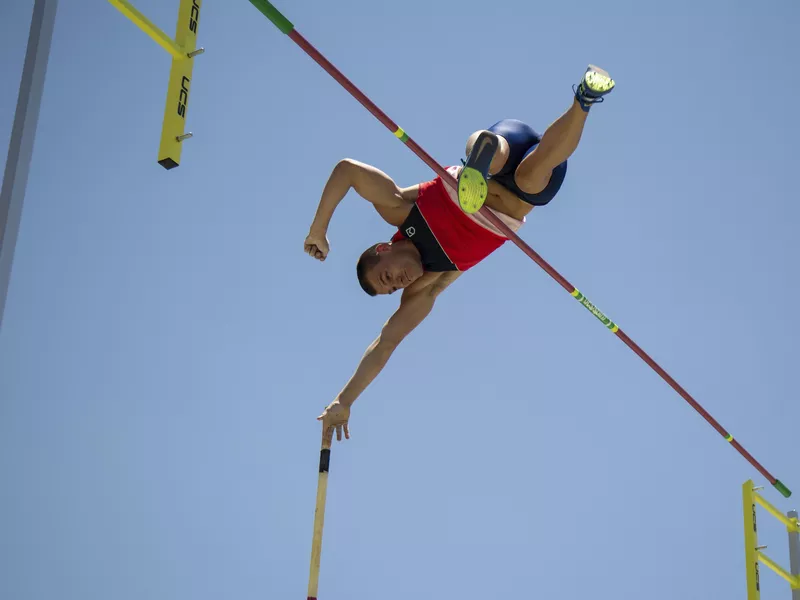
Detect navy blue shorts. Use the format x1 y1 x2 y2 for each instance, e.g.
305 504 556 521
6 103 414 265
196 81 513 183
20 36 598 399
486 119 567 206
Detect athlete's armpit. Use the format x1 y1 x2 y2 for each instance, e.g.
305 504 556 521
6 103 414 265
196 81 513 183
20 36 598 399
402 270 461 298
428 271 461 295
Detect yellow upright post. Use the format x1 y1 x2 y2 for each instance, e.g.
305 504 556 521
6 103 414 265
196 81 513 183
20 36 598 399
157 0 201 169
108 0 202 169
743 480 800 599
743 480 762 600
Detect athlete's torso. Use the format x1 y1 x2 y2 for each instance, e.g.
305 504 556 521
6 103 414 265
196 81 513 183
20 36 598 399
392 166 523 272
486 179 532 221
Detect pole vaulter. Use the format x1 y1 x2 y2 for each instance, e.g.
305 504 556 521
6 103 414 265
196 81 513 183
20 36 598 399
246 0 792 597
248 0 790 516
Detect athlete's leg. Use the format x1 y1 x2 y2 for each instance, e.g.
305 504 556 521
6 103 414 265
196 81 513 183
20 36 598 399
513 99 588 194
515 65 615 195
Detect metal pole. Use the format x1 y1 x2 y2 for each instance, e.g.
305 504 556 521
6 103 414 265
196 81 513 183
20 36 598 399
249 0 793 497
0 0 59 333
789 509 800 600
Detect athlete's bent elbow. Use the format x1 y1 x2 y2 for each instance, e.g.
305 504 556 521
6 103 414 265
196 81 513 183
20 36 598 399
336 158 359 175
329 158 353 182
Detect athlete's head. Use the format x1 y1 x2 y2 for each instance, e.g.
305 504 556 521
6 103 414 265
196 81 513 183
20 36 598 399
356 241 424 296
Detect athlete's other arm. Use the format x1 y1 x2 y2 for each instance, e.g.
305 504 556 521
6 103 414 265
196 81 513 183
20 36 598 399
305 159 415 260
317 271 460 444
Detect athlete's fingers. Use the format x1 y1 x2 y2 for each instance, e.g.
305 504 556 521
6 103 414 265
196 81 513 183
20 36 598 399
335 425 343 441
343 423 350 439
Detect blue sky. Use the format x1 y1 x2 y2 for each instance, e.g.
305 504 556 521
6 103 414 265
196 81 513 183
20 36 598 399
1 1 798 599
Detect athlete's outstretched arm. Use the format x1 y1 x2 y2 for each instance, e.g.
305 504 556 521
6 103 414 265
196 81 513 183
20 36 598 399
317 272 460 444
341 285 436 402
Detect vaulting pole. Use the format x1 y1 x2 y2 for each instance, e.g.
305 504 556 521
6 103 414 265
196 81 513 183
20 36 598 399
307 441 331 600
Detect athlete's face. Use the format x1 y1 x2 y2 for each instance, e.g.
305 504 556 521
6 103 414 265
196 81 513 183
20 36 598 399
367 250 424 295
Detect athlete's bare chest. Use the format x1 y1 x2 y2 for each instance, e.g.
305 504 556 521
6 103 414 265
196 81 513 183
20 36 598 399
486 180 530 221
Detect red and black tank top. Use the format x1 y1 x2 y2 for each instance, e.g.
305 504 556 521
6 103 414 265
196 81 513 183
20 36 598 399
391 171 507 272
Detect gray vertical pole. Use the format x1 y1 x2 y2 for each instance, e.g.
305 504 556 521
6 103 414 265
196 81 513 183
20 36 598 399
789 509 800 600
0 0 59 333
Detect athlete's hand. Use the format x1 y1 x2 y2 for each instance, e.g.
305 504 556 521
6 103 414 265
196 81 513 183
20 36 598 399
304 229 330 261
318 399 350 446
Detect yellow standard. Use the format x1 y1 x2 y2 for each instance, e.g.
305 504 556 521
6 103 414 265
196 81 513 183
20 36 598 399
108 0 202 169
743 480 800 599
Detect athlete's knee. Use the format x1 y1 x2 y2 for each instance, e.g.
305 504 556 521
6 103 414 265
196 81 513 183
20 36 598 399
515 158 567 202
514 153 553 195
466 130 509 175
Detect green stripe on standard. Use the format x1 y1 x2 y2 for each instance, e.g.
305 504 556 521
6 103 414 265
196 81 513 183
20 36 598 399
571 289 619 332
725 434 734 442
249 0 294 34
393 127 409 143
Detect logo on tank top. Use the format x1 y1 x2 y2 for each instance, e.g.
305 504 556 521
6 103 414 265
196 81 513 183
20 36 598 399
405 226 416 237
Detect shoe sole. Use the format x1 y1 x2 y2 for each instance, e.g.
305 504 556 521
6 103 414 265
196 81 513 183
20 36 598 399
585 64 615 94
458 131 498 214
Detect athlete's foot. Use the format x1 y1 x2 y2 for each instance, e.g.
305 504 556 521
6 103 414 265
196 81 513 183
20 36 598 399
458 130 498 214
574 64 615 112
